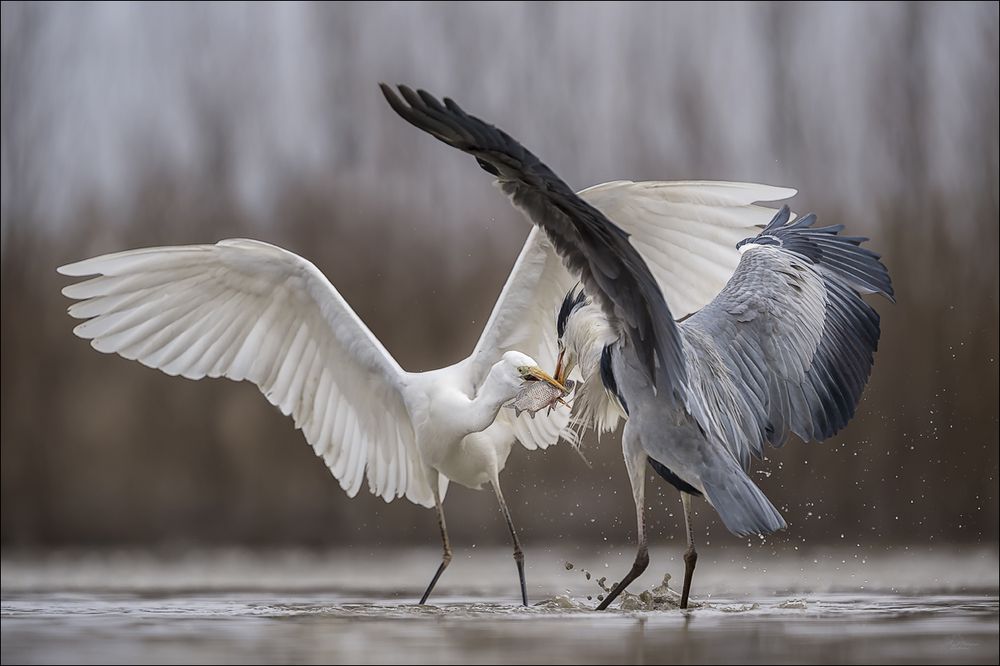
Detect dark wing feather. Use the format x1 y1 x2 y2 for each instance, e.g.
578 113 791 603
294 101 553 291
380 84 686 401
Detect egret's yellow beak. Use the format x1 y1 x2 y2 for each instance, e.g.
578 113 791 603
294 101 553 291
525 366 568 393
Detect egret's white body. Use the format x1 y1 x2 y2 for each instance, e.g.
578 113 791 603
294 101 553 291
407 362 524 491
58 180 776 604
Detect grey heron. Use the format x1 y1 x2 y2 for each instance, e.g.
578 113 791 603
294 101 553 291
57 90 773 607
380 84 894 611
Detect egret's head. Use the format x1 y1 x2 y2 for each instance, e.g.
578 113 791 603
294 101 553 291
555 287 588 383
500 351 566 394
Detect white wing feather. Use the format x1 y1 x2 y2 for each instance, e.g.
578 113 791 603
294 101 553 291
58 239 438 507
579 180 797 319
465 228 577 450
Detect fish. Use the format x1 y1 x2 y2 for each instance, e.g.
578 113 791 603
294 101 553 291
504 379 576 418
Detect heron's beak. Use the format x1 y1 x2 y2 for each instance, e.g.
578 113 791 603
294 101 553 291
526 366 568 393
555 350 577 386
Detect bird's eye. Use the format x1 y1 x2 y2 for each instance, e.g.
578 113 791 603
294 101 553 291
518 366 540 381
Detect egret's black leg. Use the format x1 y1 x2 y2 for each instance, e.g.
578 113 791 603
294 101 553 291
419 481 451 605
492 480 528 606
597 433 649 610
680 492 698 609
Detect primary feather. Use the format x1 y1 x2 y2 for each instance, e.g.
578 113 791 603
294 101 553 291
60 239 432 505
381 83 688 407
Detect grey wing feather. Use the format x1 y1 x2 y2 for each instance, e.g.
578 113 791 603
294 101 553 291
380 84 686 405
682 206 893 467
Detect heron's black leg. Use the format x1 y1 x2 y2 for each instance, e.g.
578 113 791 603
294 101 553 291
596 537 649 611
680 492 698 609
492 479 528 606
597 435 649 610
419 480 451 605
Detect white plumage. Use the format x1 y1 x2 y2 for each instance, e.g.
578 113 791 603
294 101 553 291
62 239 435 505
578 180 796 318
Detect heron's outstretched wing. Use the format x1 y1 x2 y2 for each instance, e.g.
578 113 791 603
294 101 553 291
381 84 686 405
473 181 793 447
58 239 439 507
680 207 894 468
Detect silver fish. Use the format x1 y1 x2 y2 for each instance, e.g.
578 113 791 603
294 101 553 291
504 379 575 418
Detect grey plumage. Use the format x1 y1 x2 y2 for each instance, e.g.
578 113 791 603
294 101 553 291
683 206 893 468
603 205 892 535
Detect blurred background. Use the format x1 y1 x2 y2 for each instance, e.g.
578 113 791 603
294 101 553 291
2 1 997 553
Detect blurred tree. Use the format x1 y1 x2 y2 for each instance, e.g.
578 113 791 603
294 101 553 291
1 1 997 548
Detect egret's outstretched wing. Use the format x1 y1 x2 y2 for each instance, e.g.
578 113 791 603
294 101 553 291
381 84 686 405
463 226 577 450
578 180 797 319
58 239 438 507
680 207 894 468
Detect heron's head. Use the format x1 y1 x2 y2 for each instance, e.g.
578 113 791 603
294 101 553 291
554 287 588 384
500 351 566 394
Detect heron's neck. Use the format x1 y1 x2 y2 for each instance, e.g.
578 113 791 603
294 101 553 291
567 303 617 378
566 304 625 435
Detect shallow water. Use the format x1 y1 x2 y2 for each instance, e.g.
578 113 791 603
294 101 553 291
3 548 998 664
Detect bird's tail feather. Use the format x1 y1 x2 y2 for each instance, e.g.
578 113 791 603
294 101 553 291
700 458 787 537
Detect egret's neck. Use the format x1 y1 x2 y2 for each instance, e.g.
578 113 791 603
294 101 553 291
466 363 518 434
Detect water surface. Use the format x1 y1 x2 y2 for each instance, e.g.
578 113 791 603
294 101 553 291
3 547 997 664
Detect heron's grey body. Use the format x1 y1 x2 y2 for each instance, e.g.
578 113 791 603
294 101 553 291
614 344 787 536
581 206 893 538
563 207 892 607
380 84 893 610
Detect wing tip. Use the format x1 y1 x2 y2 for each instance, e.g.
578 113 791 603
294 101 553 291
646 180 798 203
57 260 97 277
378 81 401 106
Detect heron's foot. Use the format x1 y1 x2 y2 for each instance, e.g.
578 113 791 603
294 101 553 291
595 546 649 611
680 546 698 610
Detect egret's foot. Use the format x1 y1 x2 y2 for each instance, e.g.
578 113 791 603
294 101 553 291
515 550 528 606
419 552 452 605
